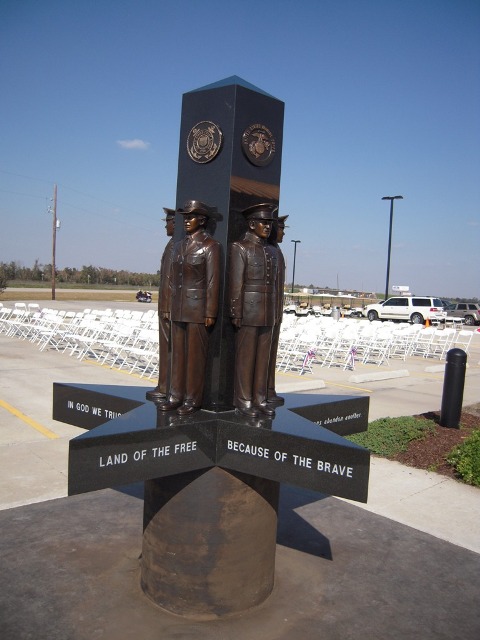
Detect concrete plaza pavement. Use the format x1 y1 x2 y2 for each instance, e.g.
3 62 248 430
1 299 480 639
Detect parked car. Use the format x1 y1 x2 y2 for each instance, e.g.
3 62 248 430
364 296 446 324
362 300 384 317
444 302 480 326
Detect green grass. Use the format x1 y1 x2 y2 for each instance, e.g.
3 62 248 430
446 430 480 487
346 416 436 457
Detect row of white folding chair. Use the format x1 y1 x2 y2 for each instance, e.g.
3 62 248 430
0 303 14 331
6 305 43 339
277 319 362 373
275 327 303 371
31 309 155 359
75 313 158 364
277 318 359 373
1 302 35 336
316 323 360 369
35 312 86 351
97 318 152 367
108 327 159 378
62 313 143 360
360 324 395 366
20 309 72 342
0 303 160 378
277 326 326 374
330 321 407 368
423 328 457 360
387 325 424 360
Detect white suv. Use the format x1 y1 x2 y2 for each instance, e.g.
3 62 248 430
364 296 447 324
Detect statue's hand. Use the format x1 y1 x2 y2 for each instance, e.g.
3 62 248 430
162 312 170 321
232 318 242 329
205 317 216 328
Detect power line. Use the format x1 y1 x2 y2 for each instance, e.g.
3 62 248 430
0 168 162 225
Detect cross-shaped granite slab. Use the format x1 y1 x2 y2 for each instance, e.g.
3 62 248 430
53 383 370 502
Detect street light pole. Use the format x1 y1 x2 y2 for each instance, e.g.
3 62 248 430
382 195 403 301
291 240 301 294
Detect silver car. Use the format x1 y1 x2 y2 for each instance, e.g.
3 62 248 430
445 302 480 326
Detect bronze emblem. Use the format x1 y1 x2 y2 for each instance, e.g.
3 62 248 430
241 124 276 166
187 121 223 164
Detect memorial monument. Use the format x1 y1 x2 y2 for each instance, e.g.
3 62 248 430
53 76 371 620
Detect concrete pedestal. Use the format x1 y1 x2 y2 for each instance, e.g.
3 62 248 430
141 467 280 619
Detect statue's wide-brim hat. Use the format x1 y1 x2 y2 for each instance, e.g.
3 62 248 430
162 207 176 221
176 200 219 219
242 202 278 221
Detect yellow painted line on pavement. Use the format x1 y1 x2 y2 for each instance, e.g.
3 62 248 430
0 399 59 439
324 381 374 393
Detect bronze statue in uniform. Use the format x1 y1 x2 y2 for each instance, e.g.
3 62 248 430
159 201 221 416
267 214 288 407
228 203 279 418
146 208 175 402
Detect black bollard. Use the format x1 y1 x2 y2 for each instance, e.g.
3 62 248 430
440 348 467 428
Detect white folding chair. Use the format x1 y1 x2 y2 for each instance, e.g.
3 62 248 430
409 327 437 358
425 328 456 360
454 330 475 355
4 303 29 337
321 324 359 370
361 324 393 366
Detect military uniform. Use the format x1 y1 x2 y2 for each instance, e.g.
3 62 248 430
164 202 221 413
267 215 288 406
229 203 279 416
146 208 175 403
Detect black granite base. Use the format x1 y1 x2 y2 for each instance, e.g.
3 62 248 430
53 383 371 502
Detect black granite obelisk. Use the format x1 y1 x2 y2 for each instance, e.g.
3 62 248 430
174 76 285 411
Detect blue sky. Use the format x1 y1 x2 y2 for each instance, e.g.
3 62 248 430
1 0 479 298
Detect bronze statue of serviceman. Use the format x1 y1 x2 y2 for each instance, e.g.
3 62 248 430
158 200 221 416
229 203 280 418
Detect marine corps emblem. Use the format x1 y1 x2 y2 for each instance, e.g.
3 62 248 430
187 121 223 164
241 124 276 166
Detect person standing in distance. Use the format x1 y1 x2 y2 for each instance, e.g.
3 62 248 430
266 214 288 407
159 200 221 416
146 208 176 402
229 203 279 418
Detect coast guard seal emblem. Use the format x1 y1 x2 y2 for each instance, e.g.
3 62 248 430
187 121 223 164
241 124 276 166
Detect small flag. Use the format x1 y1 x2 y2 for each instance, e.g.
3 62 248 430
347 345 358 369
302 348 316 370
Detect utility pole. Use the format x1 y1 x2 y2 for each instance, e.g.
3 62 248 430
51 184 57 300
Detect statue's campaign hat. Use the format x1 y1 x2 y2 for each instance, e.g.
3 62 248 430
162 207 176 221
242 202 278 221
177 200 217 218
278 214 289 228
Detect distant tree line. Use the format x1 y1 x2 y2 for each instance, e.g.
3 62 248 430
0 260 160 289
0 260 477 302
